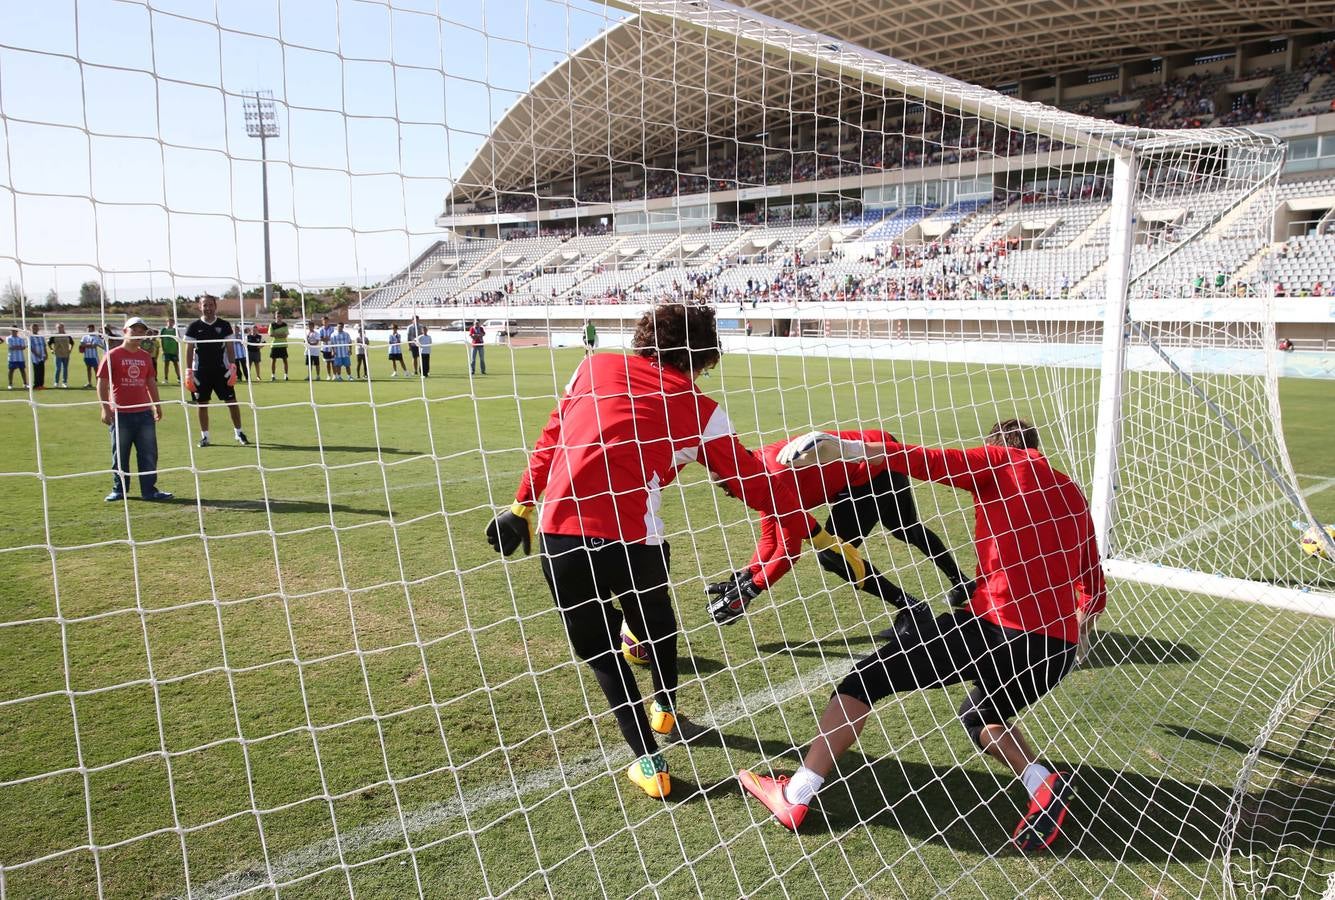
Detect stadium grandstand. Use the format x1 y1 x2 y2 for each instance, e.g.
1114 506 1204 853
361 8 1335 335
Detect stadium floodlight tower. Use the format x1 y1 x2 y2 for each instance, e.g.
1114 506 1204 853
242 89 279 312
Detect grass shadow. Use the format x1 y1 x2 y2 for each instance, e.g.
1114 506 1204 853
1161 724 1335 781
1083 629 1201 669
257 442 425 457
193 497 390 518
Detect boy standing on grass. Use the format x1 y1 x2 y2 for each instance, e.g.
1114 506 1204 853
331 322 352 381
305 324 322 379
416 325 432 377
29 324 48 389
7 326 28 390
159 318 180 384
79 324 105 388
354 325 369 380
98 317 172 502
738 420 1105 853
387 324 406 376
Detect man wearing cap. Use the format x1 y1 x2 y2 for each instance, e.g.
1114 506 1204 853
98 317 172 502
183 295 249 448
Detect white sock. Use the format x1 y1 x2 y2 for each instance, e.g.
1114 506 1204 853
1021 762 1052 798
783 766 824 806
234 427 243 438
200 430 209 441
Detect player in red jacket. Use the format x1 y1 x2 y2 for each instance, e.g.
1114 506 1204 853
704 429 972 626
738 419 1106 852
485 304 867 800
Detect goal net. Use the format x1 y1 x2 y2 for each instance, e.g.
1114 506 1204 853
0 0 1331 897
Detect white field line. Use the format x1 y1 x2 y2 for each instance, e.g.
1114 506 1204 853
1139 475 1335 563
184 655 856 900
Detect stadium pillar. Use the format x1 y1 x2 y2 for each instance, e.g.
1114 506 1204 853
1090 153 1138 559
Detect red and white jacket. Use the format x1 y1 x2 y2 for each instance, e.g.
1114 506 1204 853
515 353 816 545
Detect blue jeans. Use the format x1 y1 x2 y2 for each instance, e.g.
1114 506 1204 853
469 344 486 374
109 411 159 497
53 357 69 384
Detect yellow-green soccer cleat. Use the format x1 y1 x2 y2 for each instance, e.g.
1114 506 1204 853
626 752 670 798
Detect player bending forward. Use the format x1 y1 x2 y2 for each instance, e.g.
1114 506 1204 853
486 303 865 800
705 429 972 627
738 419 1105 852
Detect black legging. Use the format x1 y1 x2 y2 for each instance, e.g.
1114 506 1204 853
827 470 969 590
540 533 677 758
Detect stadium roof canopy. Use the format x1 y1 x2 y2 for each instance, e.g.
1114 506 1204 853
447 0 1327 205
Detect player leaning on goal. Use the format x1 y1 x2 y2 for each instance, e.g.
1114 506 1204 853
705 429 972 627
739 419 1106 853
485 303 867 800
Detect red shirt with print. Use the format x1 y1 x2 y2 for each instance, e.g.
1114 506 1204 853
96 346 155 412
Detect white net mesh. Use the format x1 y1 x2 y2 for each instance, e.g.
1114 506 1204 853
0 1 1332 897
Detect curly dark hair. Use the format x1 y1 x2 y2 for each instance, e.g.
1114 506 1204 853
985 418 1040 451
632 303 720 375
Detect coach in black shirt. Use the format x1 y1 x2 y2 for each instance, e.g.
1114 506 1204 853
183 295 249 448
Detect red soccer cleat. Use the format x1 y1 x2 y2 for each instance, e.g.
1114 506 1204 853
1012 771 1074 853
738 769 808 832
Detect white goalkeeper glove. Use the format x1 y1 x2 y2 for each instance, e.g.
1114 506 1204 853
776 431 868 468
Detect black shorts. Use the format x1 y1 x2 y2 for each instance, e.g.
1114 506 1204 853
538 533 673 663
192 373 237 405
837 609 1077 726
247 352 261 364
321 349 333 361
826 469 917 545
270 347 288 359
409 344 420 358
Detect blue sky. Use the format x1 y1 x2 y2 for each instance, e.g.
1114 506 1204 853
0 0 619 301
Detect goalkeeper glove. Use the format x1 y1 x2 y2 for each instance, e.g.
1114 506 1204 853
486 502 534 556
809 528 868 588
184 369 197 394
226 363 238 386
776 431 868 468
705 570 763 625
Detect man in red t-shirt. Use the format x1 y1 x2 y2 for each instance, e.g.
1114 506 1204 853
739 419 1106 852
705 429 971 625
485 303 867 800
97 317 172 502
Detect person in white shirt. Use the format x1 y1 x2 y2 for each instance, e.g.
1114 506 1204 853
417 326 433 377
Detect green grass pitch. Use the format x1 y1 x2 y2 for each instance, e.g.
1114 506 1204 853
0 345 1331 898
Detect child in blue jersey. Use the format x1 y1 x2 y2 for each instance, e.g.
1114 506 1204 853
330 322 352 380
79 325 105 388
7 326 28 390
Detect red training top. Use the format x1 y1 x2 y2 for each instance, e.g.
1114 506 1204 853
744 430 895 589
96 346 156 413
881 440 1106 643
515 353 817 545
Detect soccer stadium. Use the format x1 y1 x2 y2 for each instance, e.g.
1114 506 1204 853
1 1 1334 897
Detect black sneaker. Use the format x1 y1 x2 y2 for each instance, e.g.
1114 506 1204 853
142 491 174 502
198 436 210 448
236 431 250 446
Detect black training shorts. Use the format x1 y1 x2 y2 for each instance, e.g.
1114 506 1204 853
192 372 238 405
837 609 1077 725
538 533 673 662
270 347 288 359
826 469 920 545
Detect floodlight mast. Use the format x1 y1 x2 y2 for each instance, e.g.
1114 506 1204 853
242 90 279 313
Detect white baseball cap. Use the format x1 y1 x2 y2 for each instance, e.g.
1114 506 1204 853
123 316 148 330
